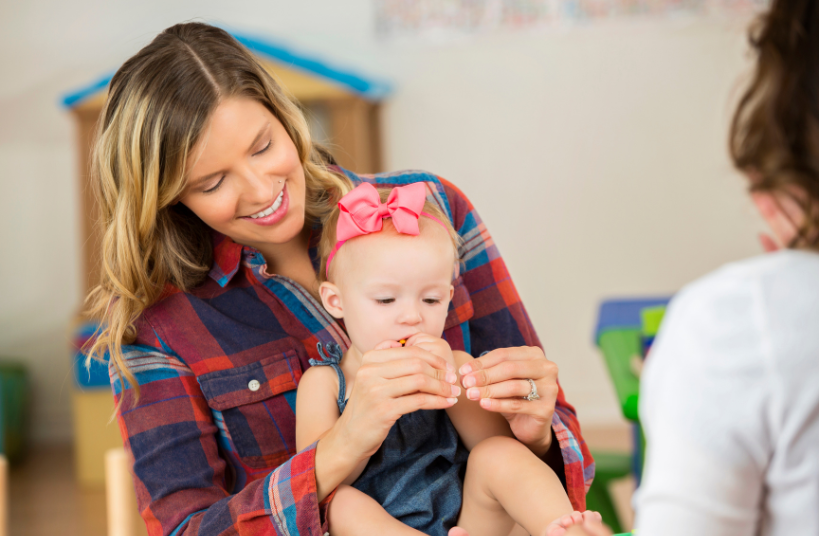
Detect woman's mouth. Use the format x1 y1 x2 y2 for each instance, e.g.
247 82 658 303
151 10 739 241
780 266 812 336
242 184 289 225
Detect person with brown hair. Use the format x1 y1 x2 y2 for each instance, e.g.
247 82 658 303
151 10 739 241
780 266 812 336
572 1 819 535
84 22 592 536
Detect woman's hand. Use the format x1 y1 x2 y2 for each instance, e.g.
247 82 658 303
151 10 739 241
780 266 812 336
405 333 456 369
459 346 559 457
332 344 459 460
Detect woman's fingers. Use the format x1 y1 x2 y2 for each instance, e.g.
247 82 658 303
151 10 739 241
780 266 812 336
365 345 454 372
478 396 549 414
461 352 557 389
391 392 458 416
372 357 456 383
465 379 530 400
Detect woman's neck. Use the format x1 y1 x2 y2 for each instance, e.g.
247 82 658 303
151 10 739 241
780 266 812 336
258 226 319 299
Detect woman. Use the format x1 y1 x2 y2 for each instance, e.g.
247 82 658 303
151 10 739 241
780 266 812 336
572 1 819 535
85 23 592 536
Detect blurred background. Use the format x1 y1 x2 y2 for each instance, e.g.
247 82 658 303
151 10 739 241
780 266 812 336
0 0 767 533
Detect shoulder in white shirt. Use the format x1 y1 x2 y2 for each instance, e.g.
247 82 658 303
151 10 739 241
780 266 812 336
635 250 819 536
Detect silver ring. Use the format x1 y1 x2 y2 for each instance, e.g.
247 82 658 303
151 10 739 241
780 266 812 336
525 378 540 401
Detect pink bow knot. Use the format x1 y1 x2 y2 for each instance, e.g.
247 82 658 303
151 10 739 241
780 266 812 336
336 182 427 242
326 182 437 277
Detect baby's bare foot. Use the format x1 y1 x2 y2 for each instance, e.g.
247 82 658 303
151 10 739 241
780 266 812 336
544 510 603 536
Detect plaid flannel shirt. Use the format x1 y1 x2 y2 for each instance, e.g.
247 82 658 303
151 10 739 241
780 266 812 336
112 168 594 536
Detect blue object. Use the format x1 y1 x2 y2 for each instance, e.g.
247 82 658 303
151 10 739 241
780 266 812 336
595 297 671 342
73 323 111 390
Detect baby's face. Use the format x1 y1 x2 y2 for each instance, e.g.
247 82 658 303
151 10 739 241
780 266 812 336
330 223 455 354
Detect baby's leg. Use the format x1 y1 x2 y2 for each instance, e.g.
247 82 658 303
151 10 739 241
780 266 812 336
454 436 583 536
328 484 425 536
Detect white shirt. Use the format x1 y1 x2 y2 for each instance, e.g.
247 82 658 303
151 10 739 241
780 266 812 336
634 250 819 536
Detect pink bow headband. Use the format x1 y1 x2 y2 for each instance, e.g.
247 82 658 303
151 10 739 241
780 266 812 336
325 182 447 277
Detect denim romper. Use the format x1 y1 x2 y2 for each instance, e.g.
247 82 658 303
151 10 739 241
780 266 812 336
311 342 469 536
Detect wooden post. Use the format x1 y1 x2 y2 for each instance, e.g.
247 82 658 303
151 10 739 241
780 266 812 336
326 97 382 174
71 106 103 297
105 448 148 536
0 455 7 536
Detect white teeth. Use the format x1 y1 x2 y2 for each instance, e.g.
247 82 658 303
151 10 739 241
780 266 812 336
250 190 284 219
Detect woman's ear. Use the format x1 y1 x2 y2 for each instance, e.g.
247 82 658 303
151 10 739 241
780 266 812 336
319 282 344 319
751 191 803 251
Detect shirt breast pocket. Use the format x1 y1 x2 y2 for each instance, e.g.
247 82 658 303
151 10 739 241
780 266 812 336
198 349 303 469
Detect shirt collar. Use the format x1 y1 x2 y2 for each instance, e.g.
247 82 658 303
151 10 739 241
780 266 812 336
208 232 247 287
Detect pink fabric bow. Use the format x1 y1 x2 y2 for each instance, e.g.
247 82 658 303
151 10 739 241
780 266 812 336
337 182 427 241
326 182 438 276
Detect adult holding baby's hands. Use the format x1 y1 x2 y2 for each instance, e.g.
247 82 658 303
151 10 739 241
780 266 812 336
84 22 591 536
460 347 561 457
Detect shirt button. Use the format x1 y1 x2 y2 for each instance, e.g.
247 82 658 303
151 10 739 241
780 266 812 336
248 379 261 392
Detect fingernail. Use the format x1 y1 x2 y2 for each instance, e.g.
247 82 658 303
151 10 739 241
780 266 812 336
459 364 471 375
462 376 475 388
479 398 490 409
446 373 457 384
446 362 455 372
451 385 461 397
446 397 458 404
467 388 479 400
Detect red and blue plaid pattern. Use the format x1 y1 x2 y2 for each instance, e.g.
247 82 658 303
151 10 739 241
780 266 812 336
112 168 593 536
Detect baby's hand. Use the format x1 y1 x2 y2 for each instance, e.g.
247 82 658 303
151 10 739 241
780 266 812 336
404 334 456 369
373 339 404 351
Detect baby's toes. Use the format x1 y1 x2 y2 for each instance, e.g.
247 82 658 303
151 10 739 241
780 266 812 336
543 521 567 536
582 510 603 525
448 527 470 536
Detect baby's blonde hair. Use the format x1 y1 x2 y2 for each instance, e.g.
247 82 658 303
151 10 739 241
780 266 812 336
318 187 461 283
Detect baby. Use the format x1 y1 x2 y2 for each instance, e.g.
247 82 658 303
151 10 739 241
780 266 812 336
296 182 601 536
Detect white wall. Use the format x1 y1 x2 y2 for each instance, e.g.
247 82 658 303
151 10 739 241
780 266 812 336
0 0 762 442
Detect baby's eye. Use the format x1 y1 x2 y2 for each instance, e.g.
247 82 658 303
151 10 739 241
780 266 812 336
422 298 441 305
376 298 395 305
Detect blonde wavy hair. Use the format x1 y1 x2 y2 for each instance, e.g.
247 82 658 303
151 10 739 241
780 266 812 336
84 23 352 398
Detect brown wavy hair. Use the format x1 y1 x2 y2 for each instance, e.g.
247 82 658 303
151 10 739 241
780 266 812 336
84 22 352 398
730 0 819 248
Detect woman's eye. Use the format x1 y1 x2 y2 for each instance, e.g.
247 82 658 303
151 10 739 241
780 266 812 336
376 298 395 305
253 141 272 156
203 176 225 194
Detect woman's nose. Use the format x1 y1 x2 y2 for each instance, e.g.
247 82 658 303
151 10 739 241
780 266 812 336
239 165 273 204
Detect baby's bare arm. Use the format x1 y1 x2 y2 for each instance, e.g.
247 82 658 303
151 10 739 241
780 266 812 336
446 350 513 450
295 366 370 484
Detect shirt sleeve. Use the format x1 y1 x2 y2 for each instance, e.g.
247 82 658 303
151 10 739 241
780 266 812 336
635 271 771 536
438 176 594 511
112 322 330 536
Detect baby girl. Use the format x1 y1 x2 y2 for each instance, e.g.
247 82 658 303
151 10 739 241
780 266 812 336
295 182 601 536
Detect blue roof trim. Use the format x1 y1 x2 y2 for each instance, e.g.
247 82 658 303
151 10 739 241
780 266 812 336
61 31 391 109
61 72 114 108
230 31 391 100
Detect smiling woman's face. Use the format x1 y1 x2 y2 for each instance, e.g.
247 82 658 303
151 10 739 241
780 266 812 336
180 97 306 252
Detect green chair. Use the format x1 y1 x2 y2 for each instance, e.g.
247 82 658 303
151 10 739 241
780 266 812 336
589 298 670 533
0 361 30 463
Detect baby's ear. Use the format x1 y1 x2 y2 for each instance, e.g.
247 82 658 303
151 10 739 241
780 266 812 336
319 282 344 319
449 285 455 301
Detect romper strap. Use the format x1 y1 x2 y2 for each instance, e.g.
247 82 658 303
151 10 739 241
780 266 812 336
309 342 347 411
